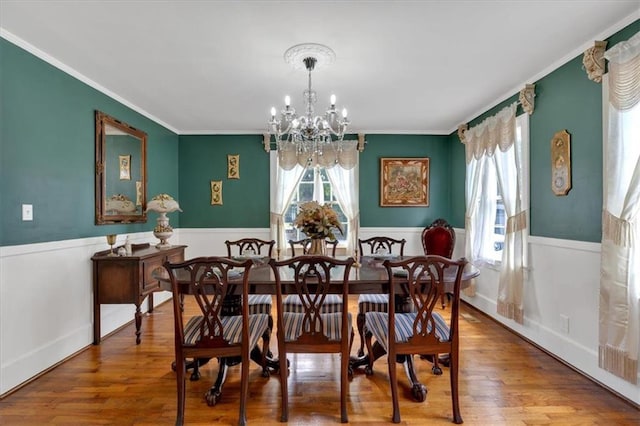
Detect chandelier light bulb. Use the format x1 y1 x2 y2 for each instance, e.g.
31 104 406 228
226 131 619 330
330 94 336 106
270 107 276 118
342 108 348 118
285 95 291 107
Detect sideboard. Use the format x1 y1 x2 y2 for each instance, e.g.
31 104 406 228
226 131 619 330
91 243 186 344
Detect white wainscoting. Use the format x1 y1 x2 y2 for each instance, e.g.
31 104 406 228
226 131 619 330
2 227 638 405
0 231 167 396
452 229 639 406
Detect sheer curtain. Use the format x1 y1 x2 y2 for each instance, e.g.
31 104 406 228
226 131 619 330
326 157 359 255
599 30 640 384
464 103 528 324
270 151 306 255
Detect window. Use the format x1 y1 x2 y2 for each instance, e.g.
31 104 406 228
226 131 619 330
283 167 349 243
475 112 529 264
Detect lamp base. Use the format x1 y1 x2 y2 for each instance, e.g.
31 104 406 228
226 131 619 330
153 230 173 249
153 212 173 249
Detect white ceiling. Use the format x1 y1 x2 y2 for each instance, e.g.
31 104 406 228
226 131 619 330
1 1 638 135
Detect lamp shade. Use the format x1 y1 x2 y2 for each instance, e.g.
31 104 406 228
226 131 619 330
146 194 182 213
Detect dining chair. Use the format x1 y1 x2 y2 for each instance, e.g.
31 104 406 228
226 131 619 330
163 256 270 426
364 255 467 424
268 255 355 423
421 219 456 308
224 237 275 374
225 237 275 257
284 238 341 314
288 238 339 256
356 236 406 357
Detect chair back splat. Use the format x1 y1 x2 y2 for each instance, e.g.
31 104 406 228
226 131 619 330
225 238 275 257
224 237 275 374
268 255 355 423
358 236 406 257
364 255 467 424
355 236 406 357
164 256 269 426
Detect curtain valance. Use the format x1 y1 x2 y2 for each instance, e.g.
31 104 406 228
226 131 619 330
463 103 517 163
605 31 640 111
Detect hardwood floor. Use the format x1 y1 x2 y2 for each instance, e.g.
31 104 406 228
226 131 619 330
1 296 637 425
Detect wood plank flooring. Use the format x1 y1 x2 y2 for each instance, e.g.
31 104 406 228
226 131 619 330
1 296 637 425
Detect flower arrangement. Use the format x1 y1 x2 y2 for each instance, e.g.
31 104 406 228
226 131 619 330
294 201 343 241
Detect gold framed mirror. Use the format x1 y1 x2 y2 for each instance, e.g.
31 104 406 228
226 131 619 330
95 111 147 224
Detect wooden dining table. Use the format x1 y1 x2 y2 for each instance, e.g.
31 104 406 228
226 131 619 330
154 255 478 404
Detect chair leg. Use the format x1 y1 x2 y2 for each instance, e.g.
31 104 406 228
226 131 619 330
356 312 366 356
175 357 186 426
341 347 349 423
450 350 463 424
364 326 375 376
388 353 401 423
238 357 249 426
440 293 446 309
279 347 289 422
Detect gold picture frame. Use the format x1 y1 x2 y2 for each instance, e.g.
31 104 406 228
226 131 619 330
380 157 429 206
227 154 239 179
135 181 142 206
119 155 131 180
551 130 571 196
210 180 223 205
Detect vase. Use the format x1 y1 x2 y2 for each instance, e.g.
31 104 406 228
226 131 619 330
308 238 326 255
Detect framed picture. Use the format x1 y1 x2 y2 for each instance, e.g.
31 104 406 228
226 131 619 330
380 157 429 207
119 155 131 180
227 154 239 179
210 180 223 205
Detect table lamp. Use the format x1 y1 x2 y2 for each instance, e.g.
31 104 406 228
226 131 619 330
146 194 182 248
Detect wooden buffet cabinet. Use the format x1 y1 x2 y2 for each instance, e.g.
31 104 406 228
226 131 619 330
91 243 186 345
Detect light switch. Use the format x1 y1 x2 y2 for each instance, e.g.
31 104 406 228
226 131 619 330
22 204 33 221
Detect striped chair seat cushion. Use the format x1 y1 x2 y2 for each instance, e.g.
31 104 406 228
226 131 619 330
248 294 272 315
281 311 352 342
357 294 389 313
183 313 270 349
282 294 343 313
364 311 449 352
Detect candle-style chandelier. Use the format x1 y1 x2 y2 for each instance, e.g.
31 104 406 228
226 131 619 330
268 43 357 170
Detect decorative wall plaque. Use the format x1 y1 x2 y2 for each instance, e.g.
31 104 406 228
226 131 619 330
210 180 223 205
227 154 239 179
551 130 571 196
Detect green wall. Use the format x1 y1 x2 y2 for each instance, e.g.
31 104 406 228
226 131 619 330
0 38 180 246
178 135 270 228
449 20 639 243
177 133 453 229
359 134 451 227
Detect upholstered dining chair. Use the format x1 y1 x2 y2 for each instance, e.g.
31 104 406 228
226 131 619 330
224 238 275 374
284 238 342 314
288 238 339 257
268 255 355 423
356 236 406 357
364 255 467 424
421 219 456 308
163 256 270 426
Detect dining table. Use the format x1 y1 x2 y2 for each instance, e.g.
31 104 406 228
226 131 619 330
154 255 479 404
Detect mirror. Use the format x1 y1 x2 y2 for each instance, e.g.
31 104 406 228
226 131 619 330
95 111 147 224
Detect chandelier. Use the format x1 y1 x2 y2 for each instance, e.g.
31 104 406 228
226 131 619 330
269 43 357 170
